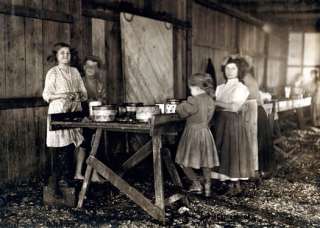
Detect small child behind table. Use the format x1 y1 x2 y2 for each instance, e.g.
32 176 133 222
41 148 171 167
175 73 219 197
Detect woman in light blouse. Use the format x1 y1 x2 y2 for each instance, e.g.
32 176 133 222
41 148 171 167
214 56 254 194
43 42 87 197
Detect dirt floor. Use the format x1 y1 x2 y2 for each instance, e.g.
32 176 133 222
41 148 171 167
1 124 320 227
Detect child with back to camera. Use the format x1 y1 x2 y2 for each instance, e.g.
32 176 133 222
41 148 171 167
175 73 219 197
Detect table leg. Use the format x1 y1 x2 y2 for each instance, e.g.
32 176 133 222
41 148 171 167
153 134 165 214
77 129 102 208
162 148 189 206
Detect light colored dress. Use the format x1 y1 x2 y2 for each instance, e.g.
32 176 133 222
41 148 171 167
43 66 88 147
242 74 259 172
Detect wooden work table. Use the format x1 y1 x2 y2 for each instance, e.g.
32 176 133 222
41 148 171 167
50 113 187 224
265 97 312 129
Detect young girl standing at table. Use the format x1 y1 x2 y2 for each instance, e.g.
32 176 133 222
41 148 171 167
175 73 219 197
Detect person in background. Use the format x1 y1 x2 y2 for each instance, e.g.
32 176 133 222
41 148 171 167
291 73 305 98
175 73 219 197
311 69 320 126
214 56 254 195
239 55 259 178
74 55 106 181
43 42 88 197
242 55 274 178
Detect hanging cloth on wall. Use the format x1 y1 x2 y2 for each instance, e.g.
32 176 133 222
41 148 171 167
206 58 217 90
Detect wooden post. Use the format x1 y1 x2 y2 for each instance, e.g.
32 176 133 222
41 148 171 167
296 108 306 129
120 140 152 175
77 128 102 208
152 133 165 215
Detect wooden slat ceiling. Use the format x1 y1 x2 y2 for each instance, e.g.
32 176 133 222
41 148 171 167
217 0 320 30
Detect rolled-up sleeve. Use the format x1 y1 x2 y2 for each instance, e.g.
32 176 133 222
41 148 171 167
42 68 56 103
176 96 198 118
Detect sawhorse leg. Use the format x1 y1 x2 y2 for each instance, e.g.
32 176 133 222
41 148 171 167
77 129 102 208
152 133 165 220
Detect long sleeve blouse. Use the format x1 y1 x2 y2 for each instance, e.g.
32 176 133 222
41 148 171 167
215 78 249 112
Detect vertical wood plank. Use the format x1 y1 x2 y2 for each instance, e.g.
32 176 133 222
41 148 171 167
43 0 59 74
6 14 26 97
173 0 187 99
92 18 106 87
70 0 83 62
35 107 48 178
6 0 26 181
0 13 7 181
152 134 164 211
186 0 192 90
106 19 124 104
0 109 8 181
0 15 5 97
25 16 43 96
57 0 71 46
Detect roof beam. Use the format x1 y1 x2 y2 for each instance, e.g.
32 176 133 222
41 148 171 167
194 0 264 27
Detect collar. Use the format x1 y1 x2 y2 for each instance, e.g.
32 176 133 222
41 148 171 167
226 78 239 85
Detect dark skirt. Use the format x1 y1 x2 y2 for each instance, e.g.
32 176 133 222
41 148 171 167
175 123 219 169
214 111 255 179
257 105 274 172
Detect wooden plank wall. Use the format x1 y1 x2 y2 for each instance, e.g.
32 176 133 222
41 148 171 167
192 2 288 93
238 21 266 88
266 28 289 95
0 0 78 184
192 2 237 86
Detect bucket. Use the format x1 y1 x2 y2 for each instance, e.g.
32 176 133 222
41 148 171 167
89 101 102 116
91 105 117 122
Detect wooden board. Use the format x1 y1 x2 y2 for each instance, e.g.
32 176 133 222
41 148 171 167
120 13 174 104
92 18 106 89
0 109 8 181
25 16 43 97
105 19 124 104
6 14 26 97
0 15 5 97
43 0 59 75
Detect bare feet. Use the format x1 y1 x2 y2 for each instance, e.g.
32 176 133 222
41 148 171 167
74 175 84 180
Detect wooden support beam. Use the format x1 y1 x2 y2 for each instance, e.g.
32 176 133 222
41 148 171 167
152 134 165 212
82 9 118 21
194 0 264 27
87 0 191 29
88 156 165 223
120 140 152 175
258 12 320 20
0 3 74 23
0 97 47 110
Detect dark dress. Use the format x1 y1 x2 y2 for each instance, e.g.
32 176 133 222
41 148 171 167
175 94 219 169
214 111 254 179
257 105 274 172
